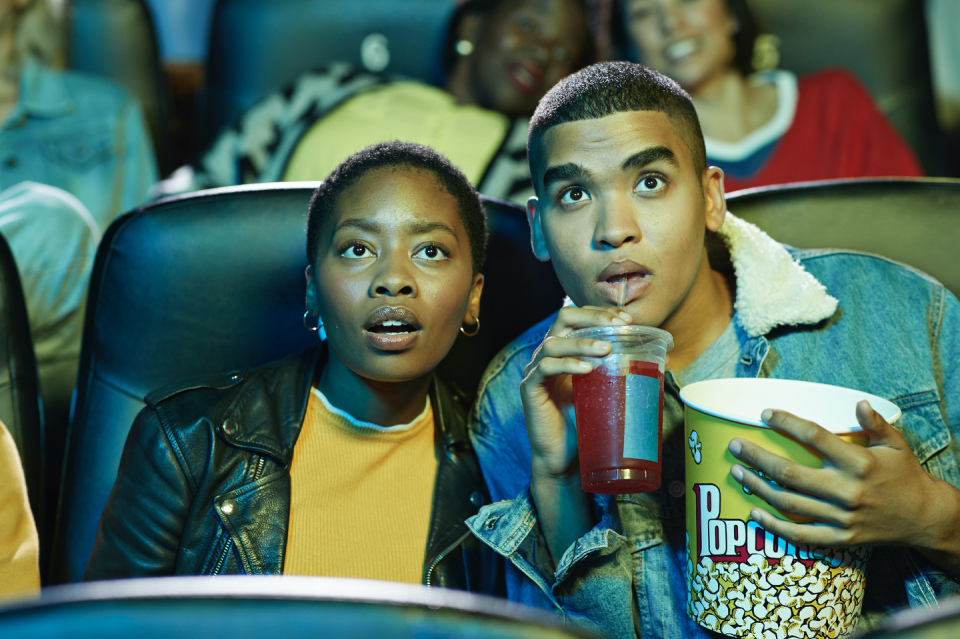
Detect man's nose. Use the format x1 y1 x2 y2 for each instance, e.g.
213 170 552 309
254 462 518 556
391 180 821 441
593 195 642 250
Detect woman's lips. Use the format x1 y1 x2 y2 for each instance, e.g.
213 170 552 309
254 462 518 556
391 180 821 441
664 38 699 63
508 61 544 96
366 329 420 352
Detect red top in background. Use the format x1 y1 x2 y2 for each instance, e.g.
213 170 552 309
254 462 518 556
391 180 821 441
721 69 924 193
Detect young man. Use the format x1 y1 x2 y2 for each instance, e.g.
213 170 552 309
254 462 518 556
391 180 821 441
466 61 960 637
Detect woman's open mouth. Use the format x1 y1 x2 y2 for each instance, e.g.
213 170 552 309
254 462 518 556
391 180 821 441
508 61 544 96
364 308 422 351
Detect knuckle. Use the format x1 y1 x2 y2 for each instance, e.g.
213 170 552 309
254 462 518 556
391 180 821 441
774 463 798 487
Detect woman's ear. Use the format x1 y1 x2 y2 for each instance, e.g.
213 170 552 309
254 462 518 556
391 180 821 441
464 273 484 324
527 198 552 262
304 265 321 315
703 166 727 232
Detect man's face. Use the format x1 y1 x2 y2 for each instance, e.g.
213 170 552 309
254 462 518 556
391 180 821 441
528 110 725 329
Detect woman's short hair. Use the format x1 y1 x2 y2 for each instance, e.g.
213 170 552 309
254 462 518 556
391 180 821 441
306 141 488 275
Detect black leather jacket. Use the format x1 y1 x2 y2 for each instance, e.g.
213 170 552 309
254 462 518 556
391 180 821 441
85 345 501 593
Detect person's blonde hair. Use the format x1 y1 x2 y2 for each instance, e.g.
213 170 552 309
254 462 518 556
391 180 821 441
1 0 64 79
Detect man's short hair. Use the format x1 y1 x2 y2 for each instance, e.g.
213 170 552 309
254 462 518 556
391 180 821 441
527 61 706 195
306 141 488 274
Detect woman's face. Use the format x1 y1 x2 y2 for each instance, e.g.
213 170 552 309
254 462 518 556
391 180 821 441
624 0 738 93
467 0 591 117
307 167 483 384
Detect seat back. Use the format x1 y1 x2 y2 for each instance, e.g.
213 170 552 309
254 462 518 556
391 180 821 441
50 184 563 583
0 232 43 561
197 0 457 149
749 0 942 173
68 0 171 171
0 577 596 638
726 178 960 299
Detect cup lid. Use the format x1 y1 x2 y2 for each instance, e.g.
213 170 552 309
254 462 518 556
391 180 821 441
679 378 901 434
568 325 674 350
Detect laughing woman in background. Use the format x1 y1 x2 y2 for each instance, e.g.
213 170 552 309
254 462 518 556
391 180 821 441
616 0 923 191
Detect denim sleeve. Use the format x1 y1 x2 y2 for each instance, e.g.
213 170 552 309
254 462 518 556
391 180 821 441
936 289 959 460
467 489 636 639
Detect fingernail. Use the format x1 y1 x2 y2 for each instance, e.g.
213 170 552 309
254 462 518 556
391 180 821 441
729 440 742 455
609 316 626 325
578 361 591 370
760 409 773 423
750 509 764 523
618 311 632 322
731 465 743 482
592 341 607 352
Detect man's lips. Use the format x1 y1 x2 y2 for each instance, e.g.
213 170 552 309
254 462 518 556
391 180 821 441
597 260 653 306
508 61 544 96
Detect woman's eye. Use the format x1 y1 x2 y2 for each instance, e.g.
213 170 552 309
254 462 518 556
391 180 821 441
413 245 448 261
342 243 373 259
560 187 591 204
636 175 665 193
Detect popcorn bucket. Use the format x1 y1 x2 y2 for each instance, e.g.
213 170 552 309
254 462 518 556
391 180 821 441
679 379 901 639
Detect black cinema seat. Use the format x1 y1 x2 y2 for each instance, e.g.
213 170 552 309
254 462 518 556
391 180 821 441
726 177 960 300
0 232 44 562
198 0 459 149
49 183 565 583
0 576 597 638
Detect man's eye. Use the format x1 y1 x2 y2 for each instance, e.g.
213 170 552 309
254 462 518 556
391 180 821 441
636 176 665 192
342 243 374 259
560 187 591 204
413 245 448 261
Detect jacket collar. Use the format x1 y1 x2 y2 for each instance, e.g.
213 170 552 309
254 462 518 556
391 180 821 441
221 343 467 462
17 57 74 118
718 212 838 338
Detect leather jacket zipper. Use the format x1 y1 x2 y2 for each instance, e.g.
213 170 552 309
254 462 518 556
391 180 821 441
213 456 267 575
424 529 472 587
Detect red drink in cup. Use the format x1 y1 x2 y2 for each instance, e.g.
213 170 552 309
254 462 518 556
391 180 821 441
569 326 673 494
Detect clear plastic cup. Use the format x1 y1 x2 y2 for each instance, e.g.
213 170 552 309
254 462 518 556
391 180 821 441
569 325 673 494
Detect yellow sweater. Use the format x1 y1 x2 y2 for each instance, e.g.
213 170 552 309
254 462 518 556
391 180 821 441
0 420 39 601
284 388 437 583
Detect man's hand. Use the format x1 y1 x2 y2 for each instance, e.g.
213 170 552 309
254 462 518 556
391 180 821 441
521 305 632 562
728 400 960 576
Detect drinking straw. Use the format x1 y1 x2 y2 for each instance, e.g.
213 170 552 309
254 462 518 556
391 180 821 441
618 276 626 310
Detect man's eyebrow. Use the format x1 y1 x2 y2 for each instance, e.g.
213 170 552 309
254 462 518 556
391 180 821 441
621 146 680 171
542 163 592 192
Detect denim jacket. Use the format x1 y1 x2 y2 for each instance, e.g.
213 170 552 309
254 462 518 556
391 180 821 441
466 214 960 638
0 57 157 231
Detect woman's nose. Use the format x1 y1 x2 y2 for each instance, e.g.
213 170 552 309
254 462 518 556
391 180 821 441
371 256 417 297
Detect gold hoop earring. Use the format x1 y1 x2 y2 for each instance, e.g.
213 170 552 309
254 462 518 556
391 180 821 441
303 310 323 332
460 317 480 337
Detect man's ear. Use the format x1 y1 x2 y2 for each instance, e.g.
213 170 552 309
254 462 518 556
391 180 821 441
526 197 552 262
703 166 727 233
304 265 321 315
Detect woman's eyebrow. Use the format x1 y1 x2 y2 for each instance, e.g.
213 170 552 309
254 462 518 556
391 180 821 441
407 220 460 244
621 145 680 171
336 218 380 233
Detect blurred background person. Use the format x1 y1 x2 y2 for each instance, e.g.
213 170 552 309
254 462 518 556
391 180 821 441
159 0 594 204
0 0 157 231
615 0 924 192
0 417 39 601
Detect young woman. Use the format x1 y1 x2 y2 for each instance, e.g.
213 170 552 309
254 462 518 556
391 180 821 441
85 142 498 592
616 0 924 191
